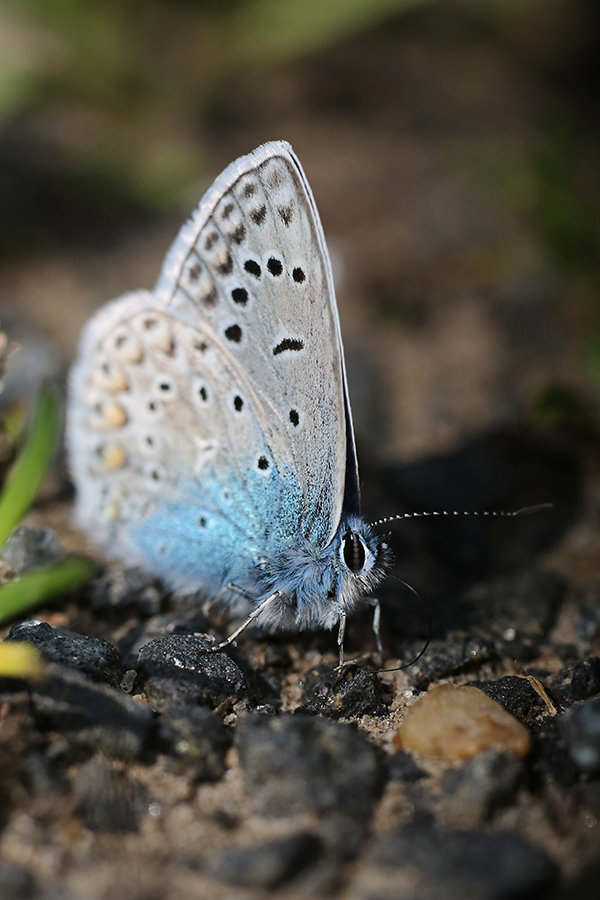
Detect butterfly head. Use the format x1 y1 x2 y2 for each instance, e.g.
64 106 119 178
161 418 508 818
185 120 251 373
334 514 391 608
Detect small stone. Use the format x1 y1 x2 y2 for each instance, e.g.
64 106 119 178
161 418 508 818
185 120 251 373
561 698 600 773
396 684 531 760
403 637 497 690
470 675 549 726
121 610 214 667
7 620 124 688
530 719 579 787
0 862 35 899
438 750 524 826
23 751 69 796
158 704 230 780
1 526 65 574
459 568 565 660
30 663 153 759
370 821 557 898
552 658 600 707
386 750 425 782
90 566 165 616
212 832 322 888
137 634 246 710
120 669 137 693
74 754 148 833
236 713 383 858
295 664 387 718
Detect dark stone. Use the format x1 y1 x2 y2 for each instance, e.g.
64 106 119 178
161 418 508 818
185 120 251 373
387 750 425 783
74 754 148 833
89 566 165 616
212 832 322 888
404 637 497 691
1 526 65 574
23 751 70 796
136 634 246 710
30 663 153 759
158 704 231 780
458 568 565 660
295 664 388 718
530 718 580 787
0 862 35 899
469 675 548 726
552 658 600 707
575 600 600 645
438 750 524 826
370 821 557 899
7 620 124 688
120 609 213 668
561 698 600 774
236 713 383 858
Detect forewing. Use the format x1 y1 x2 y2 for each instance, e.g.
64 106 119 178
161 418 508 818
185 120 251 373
155 141 352 547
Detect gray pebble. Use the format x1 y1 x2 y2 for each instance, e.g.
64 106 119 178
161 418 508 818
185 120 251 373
30 663 153 759
158 704 230 780
1 526 65 574
7 620 124 687
295 664 388 718
211 832 322 888
90 566 165 616
236 713 383 858
404 637 497 691
73 754 148 833
0 862 36 899
136 633 246 710
469 675 548 726
561 698 600 773
438 750 524 827
459 568 565 660
370 820 557 899
552 658 600 707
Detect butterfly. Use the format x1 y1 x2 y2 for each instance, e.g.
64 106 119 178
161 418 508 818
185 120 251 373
67 141 390 664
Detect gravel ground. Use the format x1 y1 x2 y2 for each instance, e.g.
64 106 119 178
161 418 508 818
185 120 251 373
1 5 600 898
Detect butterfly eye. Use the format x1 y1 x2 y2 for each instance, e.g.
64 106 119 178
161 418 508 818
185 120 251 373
342 531 366 573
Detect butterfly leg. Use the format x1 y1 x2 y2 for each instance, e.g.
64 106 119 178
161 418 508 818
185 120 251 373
336 607 347 668
208 588 282 652
365 596 383 654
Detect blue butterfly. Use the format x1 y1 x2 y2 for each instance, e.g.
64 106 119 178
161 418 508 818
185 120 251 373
67 142 390 662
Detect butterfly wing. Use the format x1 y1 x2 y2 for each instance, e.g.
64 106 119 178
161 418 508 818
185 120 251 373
68 142 356 592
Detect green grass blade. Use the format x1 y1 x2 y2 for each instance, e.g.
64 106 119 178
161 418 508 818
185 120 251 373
0 556 95 624
0 384 61 551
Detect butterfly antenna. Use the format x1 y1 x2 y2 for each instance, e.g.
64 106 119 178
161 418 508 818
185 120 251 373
371 502 553 528
374 573 432 673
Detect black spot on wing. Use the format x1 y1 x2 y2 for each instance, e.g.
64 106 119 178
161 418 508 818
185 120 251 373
289 409 299 427
244 260 261 278
231 287 248 306
231 224 246 245
267 257 283 276
251 205 267 226
273 338 304 356
292 267 305 283
225 324 242 343
279 205 294 226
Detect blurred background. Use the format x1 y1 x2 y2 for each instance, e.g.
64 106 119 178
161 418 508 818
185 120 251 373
0 0 599 597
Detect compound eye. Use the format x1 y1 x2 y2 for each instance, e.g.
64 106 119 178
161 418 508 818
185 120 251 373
343 531 366 573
